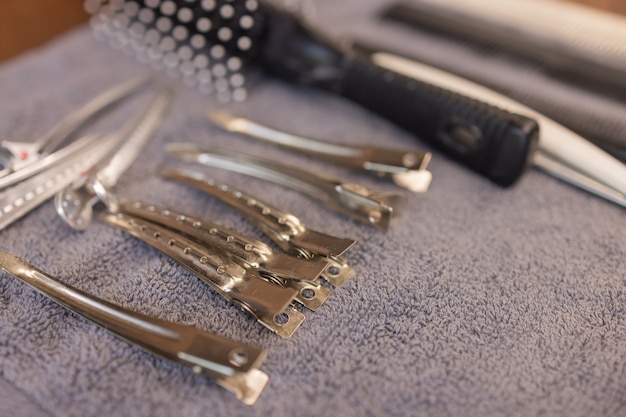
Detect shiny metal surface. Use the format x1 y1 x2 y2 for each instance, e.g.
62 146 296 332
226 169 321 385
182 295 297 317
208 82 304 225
0 76 149 179
0 134 114 231
98 211 305 338
0 133 101 191
207 110 432 192
159 166 356 287
0 250 268 405
118 200 331 311
165 143 401 231
55 88 171 230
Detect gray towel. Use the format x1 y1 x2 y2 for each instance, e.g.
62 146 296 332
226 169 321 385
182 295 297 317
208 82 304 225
0 1 625 416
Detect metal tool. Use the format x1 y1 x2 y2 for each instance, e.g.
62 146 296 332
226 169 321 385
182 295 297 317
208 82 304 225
207 110 433 193
0 250 268 405
55 88 172 229
0 134 116 231
370 52 626 208
118 200 331 312
160 166 356 287
0 77 158 230
0 132 109 191
51 86 309 337
98 210 305 338
0 76 149 182
165 143 402 231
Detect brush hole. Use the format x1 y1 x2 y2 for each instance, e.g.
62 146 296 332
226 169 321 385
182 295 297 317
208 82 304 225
196 17 212 33
193 54 209 69
177 45 193 60
172 25 188 41
212 64 227 77
177 7 193 23
211 44 225 59
245 0 258 12
239 15 254 30
138 8 155 24
144 29 160 45
201 0 216 11
227 56 242 71
159 36 175 51
160 1 176 16
230 73 244 87
237 36 252 51
218 27 232 42
220 4 235 19
190 34 206 49
129 21 146 37
155 16 172 32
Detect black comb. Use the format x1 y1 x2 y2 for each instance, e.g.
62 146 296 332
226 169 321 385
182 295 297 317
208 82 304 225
85 0 539 186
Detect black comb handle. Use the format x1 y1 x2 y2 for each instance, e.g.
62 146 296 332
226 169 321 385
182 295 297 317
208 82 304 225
258 4 539 186
339 56 539 186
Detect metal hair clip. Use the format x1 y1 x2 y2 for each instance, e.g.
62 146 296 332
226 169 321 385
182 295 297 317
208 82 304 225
165 143 402 231
117 200 331 312
160 166 356 287
52 87 307 337
98 209 305 338
0 78 157 231
0 134 115 231
0 132 110 192
207 110 433 193
0 250 268 405
55 87 172 230
0 76 149 184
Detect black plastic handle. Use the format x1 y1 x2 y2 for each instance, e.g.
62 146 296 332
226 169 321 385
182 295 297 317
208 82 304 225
339 56 539 186
257 3 539 186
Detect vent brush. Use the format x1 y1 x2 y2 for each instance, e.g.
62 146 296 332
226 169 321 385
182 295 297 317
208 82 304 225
85 0 539 187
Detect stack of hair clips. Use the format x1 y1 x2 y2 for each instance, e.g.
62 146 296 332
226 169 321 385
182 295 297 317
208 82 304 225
0 75 375 404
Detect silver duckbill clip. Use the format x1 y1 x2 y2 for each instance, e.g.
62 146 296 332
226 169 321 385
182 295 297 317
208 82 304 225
116 200 332 313
97 209 306 338
165 143 402 231
51 86 307 338
0 76 149 188
0 77 153 231
55 87 173 230
207 110 433 193
0 250 268 405
160 166 356 287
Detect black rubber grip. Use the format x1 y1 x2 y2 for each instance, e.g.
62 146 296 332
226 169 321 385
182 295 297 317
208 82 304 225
340 57 539 186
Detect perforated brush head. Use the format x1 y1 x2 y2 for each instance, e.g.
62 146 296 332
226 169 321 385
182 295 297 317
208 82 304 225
84 0 315 102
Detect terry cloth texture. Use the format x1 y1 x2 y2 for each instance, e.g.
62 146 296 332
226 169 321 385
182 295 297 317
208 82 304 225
0 1 625 416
